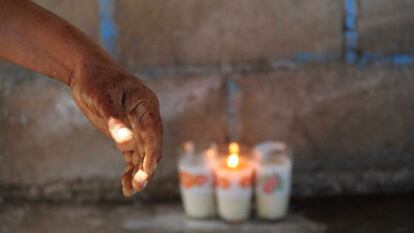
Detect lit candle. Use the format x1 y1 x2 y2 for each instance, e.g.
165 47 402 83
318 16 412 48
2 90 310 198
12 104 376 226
178 141 216 218
214 142 254 222
254 141 292 220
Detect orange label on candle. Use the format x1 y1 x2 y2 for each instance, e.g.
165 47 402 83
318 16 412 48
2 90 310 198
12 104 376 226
215 176 230 189
239 175 253 188
179 171 208 189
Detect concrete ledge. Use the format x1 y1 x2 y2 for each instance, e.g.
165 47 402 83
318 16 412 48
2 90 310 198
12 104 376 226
1 169 413 203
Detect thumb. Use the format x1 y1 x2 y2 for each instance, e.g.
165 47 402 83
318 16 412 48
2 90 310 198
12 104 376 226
97 98 136 153
108 117 133 144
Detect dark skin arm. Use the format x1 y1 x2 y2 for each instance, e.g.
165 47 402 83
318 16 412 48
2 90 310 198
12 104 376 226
0 0 163 196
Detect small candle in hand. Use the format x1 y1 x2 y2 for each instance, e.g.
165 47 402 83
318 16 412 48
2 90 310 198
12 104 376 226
214 142 254 222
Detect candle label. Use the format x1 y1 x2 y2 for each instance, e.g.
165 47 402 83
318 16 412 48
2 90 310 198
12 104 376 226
256 163 291 195
215 176 230 189
215 175 253 198
179 171 211 189
260 173 284 194
178 165 214 194
239 175 253 188
215 175 252 189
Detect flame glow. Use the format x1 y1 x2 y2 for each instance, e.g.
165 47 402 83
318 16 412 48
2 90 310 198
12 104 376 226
229 142 240 154
227 153 240 168
227 142 240 168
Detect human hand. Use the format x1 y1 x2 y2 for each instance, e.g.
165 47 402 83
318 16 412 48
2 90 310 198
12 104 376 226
70 63 162 197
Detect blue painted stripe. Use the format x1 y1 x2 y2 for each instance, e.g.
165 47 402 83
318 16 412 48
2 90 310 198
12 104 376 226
345 31 358 49
344 0 357 30
293 52 340 63
345 0 357 14
344 0 358 64
226 78 240 141
359 53 414 66
99 0 117 56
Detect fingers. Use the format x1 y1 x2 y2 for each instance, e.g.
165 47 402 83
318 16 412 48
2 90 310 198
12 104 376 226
109 117 147 194
108 118 133 144
101 86 161 194
141 110 162 176
131 137 144 167
108 117 138 161
132 170 149 191
108 109 153 194
128 101 162 187
121 165 136 197
122 151 132 164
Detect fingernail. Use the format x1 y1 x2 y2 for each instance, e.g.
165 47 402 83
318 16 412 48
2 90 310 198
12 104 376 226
134 170 148 183
122 187 135 197
108 118 133 143
115 128 133 143
132 177 148 191
153 163 158 172
141 180 148 189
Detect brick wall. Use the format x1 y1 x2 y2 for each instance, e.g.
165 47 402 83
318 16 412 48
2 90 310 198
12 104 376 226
0 0 413 202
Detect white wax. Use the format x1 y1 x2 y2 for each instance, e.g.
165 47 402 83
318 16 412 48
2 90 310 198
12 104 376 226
215 159 254 222
255 159 292 220
178 157 216 218
256 193 289 220
180 191 216 218
217 196 251 222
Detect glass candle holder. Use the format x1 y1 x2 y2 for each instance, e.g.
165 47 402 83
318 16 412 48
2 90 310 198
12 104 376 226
254 141 292 220
214 143 254 222
178 143 216 218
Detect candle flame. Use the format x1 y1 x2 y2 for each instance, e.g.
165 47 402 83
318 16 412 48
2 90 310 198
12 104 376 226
229 142 240 154
227 153 240 168
227 142 240 168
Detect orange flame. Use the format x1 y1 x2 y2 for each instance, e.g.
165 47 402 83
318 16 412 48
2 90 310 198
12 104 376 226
227 153 239 168
229 142 240 154
227 142 240 168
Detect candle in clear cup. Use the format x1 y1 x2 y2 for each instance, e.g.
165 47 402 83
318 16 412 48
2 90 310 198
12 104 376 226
214 142 254 222
254 141 292 220
178 142 216 218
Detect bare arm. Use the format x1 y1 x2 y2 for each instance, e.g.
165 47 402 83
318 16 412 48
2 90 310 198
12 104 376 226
0 0 163 197
0 0 108 85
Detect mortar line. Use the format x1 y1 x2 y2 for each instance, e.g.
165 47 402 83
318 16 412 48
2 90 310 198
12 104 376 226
134 54 340 79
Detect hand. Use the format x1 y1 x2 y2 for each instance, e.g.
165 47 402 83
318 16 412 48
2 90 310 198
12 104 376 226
70 62 162 197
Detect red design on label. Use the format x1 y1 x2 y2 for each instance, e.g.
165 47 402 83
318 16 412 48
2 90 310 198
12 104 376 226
239 175 252 188
179 171 209 189
216 177 230 189
262 174 282 194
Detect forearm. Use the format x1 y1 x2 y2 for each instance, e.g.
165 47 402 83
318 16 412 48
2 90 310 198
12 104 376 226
0 0 117 86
